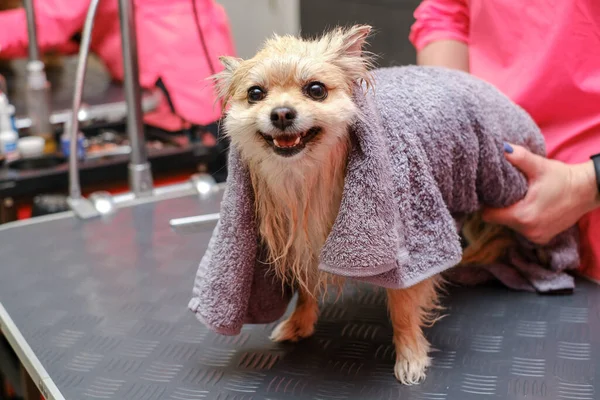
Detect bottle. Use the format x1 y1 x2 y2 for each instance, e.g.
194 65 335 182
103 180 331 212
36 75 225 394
60 120 86 160
25 60 56 154
0 94 19 161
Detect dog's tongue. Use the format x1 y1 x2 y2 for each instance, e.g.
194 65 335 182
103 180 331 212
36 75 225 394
274 135 300 148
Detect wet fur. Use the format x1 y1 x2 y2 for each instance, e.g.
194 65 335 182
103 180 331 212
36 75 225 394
215 26 371 297
461 212 516 265
214 25 506 385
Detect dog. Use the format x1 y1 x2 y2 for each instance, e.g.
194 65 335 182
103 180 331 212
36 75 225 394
212 25 515 385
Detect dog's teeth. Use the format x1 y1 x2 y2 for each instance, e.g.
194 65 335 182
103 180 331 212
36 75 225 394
273 136 300 148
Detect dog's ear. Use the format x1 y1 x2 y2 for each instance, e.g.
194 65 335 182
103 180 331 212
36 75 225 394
339 25 372 58
327 25 374 86
212 56 243 106
219 56 242 73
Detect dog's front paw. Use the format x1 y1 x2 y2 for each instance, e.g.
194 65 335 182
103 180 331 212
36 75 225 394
394 345 431 385
270 318 315 343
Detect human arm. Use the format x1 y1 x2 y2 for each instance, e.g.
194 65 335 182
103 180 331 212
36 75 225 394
417 40 469 71
409 0 470 71
0 0 89 59
483 144 600 244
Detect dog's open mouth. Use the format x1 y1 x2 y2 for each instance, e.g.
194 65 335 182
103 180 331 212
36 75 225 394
260 127 322 157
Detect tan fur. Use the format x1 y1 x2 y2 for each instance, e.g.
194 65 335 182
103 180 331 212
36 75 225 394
250 136 349 296
270 287 320 342
460 212 515 266
213 25 492 385
461 212 552 269
213 26 375 108
387 276 442 384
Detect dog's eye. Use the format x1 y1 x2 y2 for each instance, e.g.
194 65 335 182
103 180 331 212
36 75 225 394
305 82 328 101
247 86 266 103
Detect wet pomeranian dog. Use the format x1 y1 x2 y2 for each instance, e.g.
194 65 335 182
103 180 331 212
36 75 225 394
212 25 507 385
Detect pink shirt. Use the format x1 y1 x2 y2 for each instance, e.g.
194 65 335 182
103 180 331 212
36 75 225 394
0 0 236 129
410 0 600 278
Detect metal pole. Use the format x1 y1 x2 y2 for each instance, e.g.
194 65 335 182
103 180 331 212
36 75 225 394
23 0 40 61
118 0 153 197
68 0 101 201
65 0 102 219
24 0 53 150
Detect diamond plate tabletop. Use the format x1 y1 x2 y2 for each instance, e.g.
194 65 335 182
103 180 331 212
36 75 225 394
0 191 598 400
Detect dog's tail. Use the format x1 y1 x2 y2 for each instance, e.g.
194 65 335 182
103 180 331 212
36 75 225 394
460 211 515 266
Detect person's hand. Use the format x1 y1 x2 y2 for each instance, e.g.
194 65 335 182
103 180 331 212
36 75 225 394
482 143 599 244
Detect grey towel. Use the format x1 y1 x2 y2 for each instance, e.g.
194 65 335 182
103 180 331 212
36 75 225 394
189 66 579 335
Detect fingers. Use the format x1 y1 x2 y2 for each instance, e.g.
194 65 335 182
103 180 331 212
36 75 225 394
483 144 565 245
482 204 550 245
503 143 544 179
482 204 522 232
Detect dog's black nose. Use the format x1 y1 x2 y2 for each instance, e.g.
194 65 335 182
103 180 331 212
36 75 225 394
270 107 297 130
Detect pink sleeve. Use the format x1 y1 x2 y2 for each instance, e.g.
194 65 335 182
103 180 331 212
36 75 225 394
0 0 88 59
409 0 470 51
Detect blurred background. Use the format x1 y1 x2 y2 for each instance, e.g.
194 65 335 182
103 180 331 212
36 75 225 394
0 0 419 227
223 0 418 64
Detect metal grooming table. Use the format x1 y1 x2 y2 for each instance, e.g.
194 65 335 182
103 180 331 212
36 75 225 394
0 189 599 400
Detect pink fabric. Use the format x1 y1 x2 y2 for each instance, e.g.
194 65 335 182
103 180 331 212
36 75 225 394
410 0 600 279
0 0 235 130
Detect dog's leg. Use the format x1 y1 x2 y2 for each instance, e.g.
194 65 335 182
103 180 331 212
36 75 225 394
270 287 319 342
387 277 439 385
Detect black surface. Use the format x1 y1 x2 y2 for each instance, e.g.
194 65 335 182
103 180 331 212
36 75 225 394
0 193 599 399
7 155 67 171
0 336 21 398
31 194 70 217
0 141 213 198
0 57 224 199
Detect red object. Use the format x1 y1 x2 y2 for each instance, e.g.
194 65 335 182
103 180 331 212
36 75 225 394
0 0 236 130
